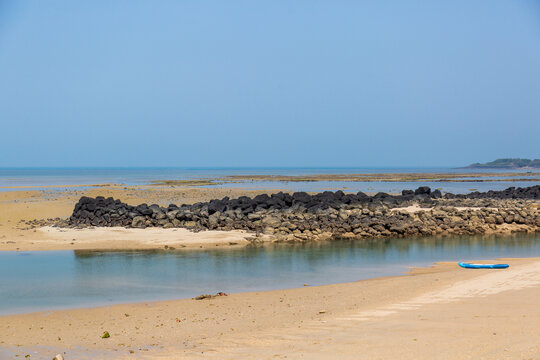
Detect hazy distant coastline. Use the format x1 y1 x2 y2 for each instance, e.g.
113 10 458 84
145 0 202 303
466 158 540 169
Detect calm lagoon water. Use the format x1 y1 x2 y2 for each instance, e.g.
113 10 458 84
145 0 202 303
1 233 539 315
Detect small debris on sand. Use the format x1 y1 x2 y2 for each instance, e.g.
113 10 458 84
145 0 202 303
194 292 228 300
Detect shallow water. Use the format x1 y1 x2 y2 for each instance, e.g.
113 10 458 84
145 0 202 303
0 167 536 193
1 233 539 315
201 179 537 194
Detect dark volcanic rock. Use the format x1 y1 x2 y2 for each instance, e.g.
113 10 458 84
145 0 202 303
67 185 540 242
415 186 431 195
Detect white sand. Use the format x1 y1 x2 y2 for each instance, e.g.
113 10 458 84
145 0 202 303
37 226 263 248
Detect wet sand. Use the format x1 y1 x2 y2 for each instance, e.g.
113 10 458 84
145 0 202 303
1 258 539 359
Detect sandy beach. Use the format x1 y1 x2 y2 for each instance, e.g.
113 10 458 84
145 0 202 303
0 185 278 251
1 258 540 359
1 183 539 359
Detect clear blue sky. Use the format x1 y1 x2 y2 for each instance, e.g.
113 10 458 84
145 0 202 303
1 0 539 167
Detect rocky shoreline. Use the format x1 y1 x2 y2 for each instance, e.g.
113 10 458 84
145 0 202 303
67 186 540 242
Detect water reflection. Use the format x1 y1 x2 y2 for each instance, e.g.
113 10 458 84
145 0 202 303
0 234 538 314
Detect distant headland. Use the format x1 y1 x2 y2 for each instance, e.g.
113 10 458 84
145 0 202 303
466 158 540 169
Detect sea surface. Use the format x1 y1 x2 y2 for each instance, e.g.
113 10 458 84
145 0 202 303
1 233 539 315
0 167 537 194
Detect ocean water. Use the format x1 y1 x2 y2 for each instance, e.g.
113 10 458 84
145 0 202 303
0 233 539 315
0 167 537 194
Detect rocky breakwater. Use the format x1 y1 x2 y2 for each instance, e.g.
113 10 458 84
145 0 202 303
68 185 540 242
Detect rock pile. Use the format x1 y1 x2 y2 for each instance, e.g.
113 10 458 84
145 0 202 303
68 186 540 241
445 185 540 199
